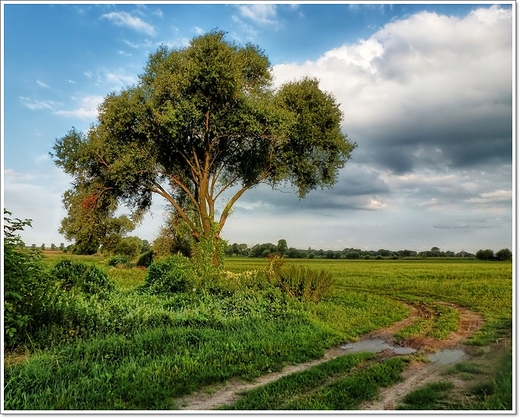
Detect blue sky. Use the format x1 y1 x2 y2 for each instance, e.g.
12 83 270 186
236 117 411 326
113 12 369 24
2 2 514 253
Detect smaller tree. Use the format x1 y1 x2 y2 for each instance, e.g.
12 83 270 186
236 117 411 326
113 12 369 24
476 249 495 261
114 236 142 259
345 251 360 259
50 243 57 251
40 243 45 251
152 211 192 258
496 248 512 261
140 239 151 254
277 239 288 257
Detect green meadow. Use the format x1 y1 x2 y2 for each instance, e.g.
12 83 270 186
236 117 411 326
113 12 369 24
4 255 512 410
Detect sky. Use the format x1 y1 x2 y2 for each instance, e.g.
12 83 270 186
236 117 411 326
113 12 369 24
2 1 515 253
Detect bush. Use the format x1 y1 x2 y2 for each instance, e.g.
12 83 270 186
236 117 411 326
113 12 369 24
51 260 115 296
274 265 335 303
143 254 196 294
136 250 155 268
108 254 132 268
4 209 52 347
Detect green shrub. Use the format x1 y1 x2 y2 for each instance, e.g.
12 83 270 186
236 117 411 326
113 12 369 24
51 260 115 296
114 236 142 259
136 250 154 268
143 254 196 294
4 209 52 347
274 265 335 303
52 259 89 290
108 254 132 268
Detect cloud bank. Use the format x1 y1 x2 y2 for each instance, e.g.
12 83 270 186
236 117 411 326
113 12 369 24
272 5 512 175
222 5 512 250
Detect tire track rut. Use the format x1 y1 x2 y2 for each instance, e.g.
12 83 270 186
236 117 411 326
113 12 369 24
176 302 484 410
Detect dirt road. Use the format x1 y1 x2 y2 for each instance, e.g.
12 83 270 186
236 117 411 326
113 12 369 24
177 302 485 410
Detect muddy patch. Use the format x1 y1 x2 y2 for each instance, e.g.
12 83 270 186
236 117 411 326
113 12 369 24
426 349 465 365
341 338 417 355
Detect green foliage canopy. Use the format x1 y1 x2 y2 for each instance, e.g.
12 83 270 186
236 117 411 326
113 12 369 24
58 186 136 254
52 31 355 262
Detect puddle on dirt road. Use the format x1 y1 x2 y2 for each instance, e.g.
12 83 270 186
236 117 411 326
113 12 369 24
426 349 465 365
341 339 417 355
341 339 466 365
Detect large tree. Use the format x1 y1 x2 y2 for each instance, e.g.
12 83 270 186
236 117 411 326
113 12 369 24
52 31 356 267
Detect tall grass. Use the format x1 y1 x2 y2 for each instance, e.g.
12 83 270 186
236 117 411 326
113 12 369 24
4 257 511 410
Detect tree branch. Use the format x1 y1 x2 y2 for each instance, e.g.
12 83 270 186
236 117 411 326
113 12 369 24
214 173 241 201
150 183 199 239
168 174 199 211
218 171 270 231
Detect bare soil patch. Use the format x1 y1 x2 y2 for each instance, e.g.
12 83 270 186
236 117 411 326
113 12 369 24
177 302 486 410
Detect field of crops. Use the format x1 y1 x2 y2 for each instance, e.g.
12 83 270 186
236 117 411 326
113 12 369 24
4 255 512 411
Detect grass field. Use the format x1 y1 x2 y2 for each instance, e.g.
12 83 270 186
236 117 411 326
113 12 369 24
4 254 512 410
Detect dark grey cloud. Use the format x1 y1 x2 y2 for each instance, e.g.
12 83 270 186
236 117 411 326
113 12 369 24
223 163 391 215
274 5 512 177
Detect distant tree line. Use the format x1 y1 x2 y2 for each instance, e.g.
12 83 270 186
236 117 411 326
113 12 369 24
224 242 513 261
475 248 512 261
31 238 151 259
32 235 512 263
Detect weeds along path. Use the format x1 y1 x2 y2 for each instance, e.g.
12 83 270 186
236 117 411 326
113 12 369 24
177 302 484 410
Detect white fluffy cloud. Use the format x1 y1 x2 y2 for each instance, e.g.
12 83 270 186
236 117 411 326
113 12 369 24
20 97 61 111
101 11 156 36
237 4 278 25
54 95 104 119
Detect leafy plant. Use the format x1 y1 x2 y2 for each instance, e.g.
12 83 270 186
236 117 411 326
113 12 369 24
107 254 132 268
142 254 196 294
136 250 154 268
4 209 51 347
51 259 115 296
273 264 335 302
